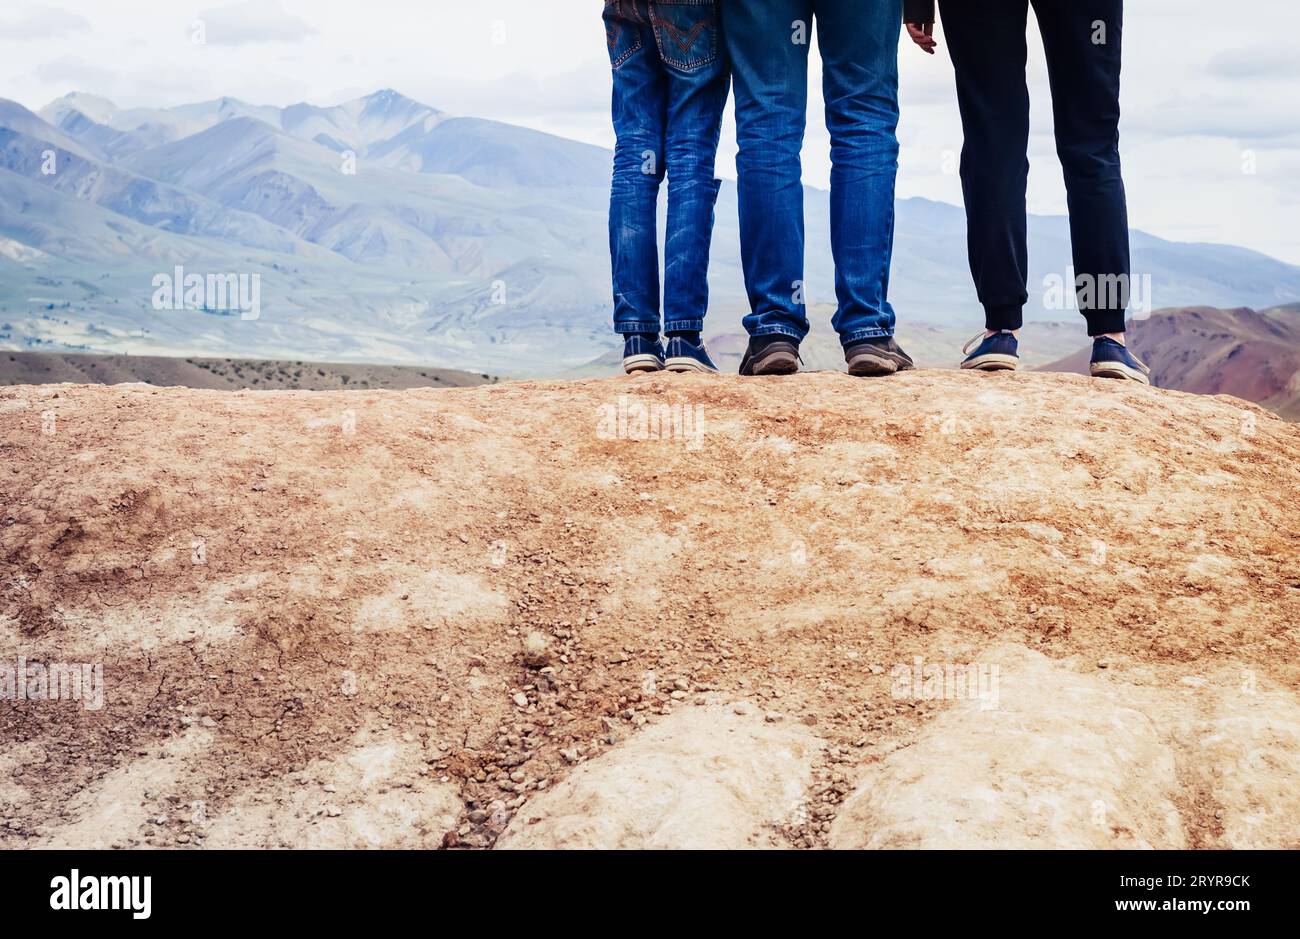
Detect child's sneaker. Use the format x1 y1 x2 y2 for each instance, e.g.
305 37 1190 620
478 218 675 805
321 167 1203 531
1089 337 1151 384
664 335 719 373
960 331 1020 371
622 334 665 374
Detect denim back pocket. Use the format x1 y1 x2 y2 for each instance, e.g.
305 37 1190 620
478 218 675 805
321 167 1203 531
603 1 645 70
650 0 718 72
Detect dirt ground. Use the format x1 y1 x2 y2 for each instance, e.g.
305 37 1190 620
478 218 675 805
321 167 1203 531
2 370 1298 849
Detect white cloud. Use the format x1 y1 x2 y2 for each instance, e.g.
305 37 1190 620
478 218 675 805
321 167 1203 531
0 5 90 40
1208 46 1300 81
194 0 317 46
1134 96 1300 142
32 56 115 87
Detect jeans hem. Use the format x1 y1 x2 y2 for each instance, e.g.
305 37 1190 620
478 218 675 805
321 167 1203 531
840 328 893 345
663 320 704 333
749 326 805 341
615 323 661 336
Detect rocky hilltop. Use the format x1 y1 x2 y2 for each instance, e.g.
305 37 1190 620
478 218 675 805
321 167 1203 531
2 370 1298 849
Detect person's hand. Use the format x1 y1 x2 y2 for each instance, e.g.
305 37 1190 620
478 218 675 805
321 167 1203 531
906 22 937 55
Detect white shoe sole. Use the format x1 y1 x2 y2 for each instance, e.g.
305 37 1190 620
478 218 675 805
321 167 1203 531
1090 361 1150 384
664 357 718 374
623 355 663 375
961 353 1020 371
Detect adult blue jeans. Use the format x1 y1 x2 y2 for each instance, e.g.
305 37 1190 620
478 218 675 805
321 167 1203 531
605 0 730 336
723 0 902 345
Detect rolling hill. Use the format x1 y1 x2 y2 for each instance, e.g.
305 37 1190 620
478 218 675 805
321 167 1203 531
1039 306 1300 419
0 349 494 390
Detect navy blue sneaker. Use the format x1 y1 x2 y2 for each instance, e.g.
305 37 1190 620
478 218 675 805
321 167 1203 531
844 337 914 376
622 334 664 375
960 331 1020 371
664 335 719 373
1089 337 1151 385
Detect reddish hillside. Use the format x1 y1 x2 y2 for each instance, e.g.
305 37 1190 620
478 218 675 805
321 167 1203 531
1040 306 1300 419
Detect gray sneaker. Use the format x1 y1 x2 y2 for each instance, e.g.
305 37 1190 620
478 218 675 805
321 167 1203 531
739 336 802 376
845 337 915 376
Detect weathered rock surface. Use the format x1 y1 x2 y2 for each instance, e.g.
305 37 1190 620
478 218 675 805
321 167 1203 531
830 648 1300 849
3 371 1297 849
497 706 820 849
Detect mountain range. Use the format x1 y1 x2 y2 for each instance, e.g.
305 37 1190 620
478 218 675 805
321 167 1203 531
2 89 1300 375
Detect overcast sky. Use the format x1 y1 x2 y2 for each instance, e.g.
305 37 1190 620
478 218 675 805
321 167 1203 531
3 0 1298 263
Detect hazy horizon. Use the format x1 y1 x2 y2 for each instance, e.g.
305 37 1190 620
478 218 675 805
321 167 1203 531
1 0 1297 264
